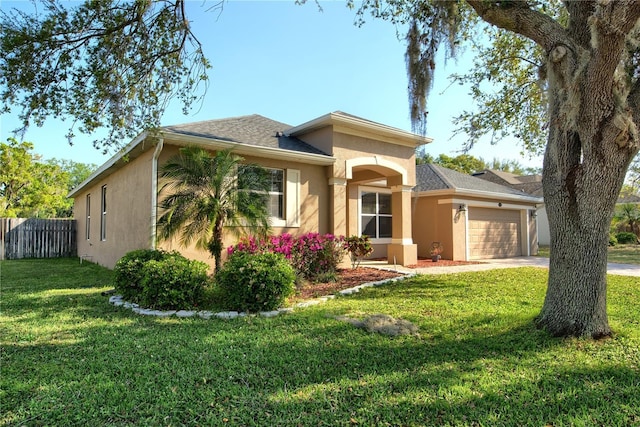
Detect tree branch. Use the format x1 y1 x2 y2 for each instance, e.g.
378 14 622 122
466 0 568 53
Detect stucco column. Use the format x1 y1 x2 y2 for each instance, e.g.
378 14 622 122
387 184 417 266
328 177 348 237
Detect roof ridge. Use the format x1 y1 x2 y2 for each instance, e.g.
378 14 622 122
429 163 458 189
163 114 292 129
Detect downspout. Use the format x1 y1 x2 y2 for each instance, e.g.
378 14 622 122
150 138 164 249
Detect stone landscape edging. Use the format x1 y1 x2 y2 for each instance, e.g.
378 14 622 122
108 269 416 319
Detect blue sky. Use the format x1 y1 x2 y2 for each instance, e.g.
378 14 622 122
0 0 543 168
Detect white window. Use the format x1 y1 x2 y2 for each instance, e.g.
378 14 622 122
238 166 300 228
268 169 284 220
86 194 91 240
360 189 392 240
100 185 107 241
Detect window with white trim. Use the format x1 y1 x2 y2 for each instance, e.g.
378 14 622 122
237 165 299 227
100 185 107 241
268 169 284 220
360 190 392 239
85 194 91 240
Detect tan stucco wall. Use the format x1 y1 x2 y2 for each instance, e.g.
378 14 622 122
412 197 458 260
332 132 416 185
412 194 539 261
74 146 156 268
155 144 329 270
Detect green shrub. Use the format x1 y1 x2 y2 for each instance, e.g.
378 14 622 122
114 249 173 301
139 256 209 310
609 233 618 246
345 235 374 268
216 252 295 312
616 231 639 244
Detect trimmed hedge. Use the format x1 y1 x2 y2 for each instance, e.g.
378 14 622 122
216 252 295 312
114 249 174 301
139 256 209 310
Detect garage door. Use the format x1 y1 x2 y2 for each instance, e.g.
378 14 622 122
468 208 521 259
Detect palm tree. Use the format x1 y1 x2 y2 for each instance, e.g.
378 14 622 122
156 147 271 272
614 203 640 237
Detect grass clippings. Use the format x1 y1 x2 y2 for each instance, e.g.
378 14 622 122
334 313 420 336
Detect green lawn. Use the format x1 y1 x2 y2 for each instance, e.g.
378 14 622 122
2 258 639 426
538 244 640 265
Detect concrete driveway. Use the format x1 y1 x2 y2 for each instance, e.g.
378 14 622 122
476 257 640 277
382 256 640 277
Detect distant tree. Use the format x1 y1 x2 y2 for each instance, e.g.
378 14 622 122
0 138 95 218
156 147 272 272
415 150 435 165
47 159 97 191
487 158 541 175
434 153 486 174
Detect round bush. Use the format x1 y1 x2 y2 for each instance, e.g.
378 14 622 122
114 249 174 301
139 257 209 310
616 232 638 244
216 252 295 312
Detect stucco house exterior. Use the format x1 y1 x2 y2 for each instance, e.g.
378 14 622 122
472 169 549 245
69 112 542 269
414 164 541 260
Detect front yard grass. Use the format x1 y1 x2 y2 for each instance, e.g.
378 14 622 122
538 243 640 265
1 258 639 426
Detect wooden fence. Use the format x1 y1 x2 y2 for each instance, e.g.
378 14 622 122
0 218 77 260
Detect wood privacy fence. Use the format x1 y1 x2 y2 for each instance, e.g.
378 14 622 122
0 218 77 260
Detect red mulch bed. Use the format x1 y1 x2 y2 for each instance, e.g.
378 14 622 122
407 258 482 268
292 259 483 301
294 267 403 300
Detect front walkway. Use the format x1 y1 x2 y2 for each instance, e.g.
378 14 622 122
366 256 640 277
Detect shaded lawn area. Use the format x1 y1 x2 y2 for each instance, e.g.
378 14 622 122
538 244 640 265
1 258 639 426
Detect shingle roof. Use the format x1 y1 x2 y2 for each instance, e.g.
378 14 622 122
473 169 543 197
162 114 329 156
415 164 541 201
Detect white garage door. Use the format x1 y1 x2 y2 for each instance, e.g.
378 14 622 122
468 208 521 259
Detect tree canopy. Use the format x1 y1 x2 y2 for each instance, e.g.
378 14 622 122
1 0 210 151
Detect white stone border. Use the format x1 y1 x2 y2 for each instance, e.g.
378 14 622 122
108 270 416 319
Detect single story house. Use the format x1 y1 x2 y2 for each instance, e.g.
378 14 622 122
69 112 542 269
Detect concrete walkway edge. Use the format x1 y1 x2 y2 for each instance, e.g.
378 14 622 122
369 257 640 277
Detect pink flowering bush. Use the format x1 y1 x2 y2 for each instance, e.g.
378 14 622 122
227 233 346 282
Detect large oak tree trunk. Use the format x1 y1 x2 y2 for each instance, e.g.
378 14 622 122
538 132 618 338
536 41 635 338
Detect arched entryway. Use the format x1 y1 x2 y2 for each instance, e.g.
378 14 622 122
329 156 417 266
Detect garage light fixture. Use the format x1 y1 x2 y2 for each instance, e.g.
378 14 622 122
457 204 467 213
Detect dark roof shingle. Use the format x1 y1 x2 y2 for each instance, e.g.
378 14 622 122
162 114 329 156
416 164 541 201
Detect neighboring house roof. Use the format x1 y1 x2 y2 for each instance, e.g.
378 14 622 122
472 169 543 197
163 114 328 156
618 194 640 204
415 164 542 203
